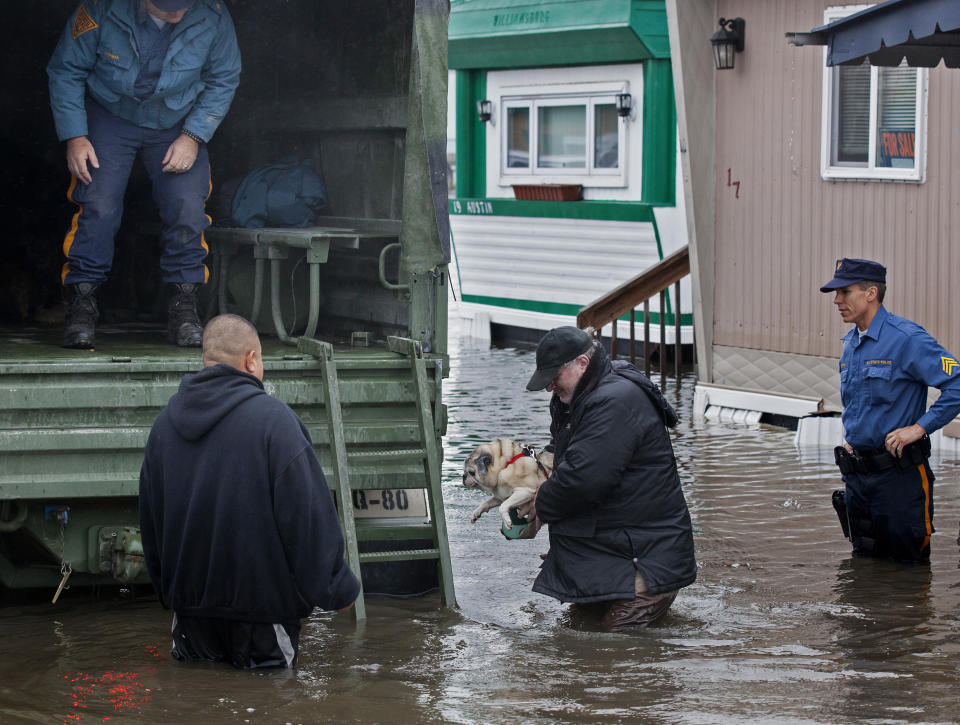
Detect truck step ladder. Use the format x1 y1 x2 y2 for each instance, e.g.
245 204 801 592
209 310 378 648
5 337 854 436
298 336 456 619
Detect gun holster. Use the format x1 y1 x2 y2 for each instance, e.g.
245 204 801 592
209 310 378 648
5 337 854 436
834 446 857 475
832 489 851 540
895 434 932 471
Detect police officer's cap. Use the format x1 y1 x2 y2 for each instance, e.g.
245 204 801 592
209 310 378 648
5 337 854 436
526 326 593 391
819 258 886 293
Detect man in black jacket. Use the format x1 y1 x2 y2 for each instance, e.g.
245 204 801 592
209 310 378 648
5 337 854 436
139 314 359 668
520 326 696 631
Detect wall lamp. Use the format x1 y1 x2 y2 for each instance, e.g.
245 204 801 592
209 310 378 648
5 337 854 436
615 93 632 118
711 17 745 70
477 99 492 123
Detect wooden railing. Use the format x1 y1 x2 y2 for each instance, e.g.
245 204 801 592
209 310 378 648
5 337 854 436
577 246 690 385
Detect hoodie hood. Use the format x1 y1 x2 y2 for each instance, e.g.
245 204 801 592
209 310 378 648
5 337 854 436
166 364 266 441
611 359 679 428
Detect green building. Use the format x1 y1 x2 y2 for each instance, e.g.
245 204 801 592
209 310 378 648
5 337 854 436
448 0 691 345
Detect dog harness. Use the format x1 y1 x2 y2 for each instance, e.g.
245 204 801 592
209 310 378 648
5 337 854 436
503 445 552 478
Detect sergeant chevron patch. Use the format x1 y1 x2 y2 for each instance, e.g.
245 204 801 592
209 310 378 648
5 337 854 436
73 4 98 39
942 356 959 376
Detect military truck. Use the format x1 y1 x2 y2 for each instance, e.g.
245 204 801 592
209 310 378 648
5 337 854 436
0 0 454 612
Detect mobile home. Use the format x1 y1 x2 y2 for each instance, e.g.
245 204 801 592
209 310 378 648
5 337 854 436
448 0 693 348
667 0 960 451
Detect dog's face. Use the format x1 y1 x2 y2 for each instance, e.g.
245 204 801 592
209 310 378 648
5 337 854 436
461 441 508 494
462 438 550 497
461 449 491 491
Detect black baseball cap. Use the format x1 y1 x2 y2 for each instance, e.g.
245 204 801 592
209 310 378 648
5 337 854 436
819 258 886 293
526 326 593 391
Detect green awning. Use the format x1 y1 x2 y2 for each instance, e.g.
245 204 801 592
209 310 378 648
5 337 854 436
448 0 670 69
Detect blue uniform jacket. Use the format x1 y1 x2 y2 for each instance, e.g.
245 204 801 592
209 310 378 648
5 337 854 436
47 0 241 142
840 305 960 450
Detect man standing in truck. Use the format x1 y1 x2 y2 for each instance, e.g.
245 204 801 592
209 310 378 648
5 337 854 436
47 0 241 349
139 314 360 668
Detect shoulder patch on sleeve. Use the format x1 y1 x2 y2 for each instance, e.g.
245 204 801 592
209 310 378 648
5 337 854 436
73 4 98 39
942 356 959 376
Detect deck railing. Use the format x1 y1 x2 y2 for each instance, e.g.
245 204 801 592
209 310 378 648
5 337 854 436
576 246 690 387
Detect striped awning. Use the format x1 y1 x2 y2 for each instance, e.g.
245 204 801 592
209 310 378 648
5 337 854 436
448 0 670 70
786 0 960 68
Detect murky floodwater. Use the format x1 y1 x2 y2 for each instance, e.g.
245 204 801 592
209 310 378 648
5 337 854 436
2 320 959 724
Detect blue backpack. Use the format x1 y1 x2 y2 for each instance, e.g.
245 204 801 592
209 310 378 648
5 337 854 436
230 157 327 228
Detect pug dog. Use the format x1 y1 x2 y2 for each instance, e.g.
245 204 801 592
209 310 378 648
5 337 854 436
462 438 553 531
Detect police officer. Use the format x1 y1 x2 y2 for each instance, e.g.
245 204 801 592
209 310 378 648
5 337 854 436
821 258 960 563
47 0 242 349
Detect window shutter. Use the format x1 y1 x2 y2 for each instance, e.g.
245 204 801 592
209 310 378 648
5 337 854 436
876 63 917 168
877 64 916 128
835 62 871 164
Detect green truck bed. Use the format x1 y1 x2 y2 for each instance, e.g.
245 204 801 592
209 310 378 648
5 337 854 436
0 327 447 591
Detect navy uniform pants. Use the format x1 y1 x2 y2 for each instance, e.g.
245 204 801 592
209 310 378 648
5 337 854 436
843 461 934 563
61 100 210 286
171 613 301 670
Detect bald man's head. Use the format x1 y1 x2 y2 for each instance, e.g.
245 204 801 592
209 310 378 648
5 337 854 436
202 314 263 379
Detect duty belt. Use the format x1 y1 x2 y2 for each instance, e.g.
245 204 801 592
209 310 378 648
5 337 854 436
834 435 931 475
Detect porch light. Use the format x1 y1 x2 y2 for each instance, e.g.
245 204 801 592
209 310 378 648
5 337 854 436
711 17 745 70
615 93 632 118
477 99 492 123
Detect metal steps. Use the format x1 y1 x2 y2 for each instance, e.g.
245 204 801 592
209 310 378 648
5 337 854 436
358 548 441 563
298 335 456 619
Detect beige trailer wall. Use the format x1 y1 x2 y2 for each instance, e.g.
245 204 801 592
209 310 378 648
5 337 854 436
712 0 960 381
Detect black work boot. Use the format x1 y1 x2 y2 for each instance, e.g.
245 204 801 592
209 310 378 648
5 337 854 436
63 283 99 349
167 283 203 347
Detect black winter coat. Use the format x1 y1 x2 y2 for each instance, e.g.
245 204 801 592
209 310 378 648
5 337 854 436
139 364 360 622
533 349 697 602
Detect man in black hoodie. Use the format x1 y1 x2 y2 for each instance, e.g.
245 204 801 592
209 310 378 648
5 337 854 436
139 314 360 668
519 326 696 631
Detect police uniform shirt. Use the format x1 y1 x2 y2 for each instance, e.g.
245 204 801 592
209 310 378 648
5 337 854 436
840 305 960 451
133 6 174 101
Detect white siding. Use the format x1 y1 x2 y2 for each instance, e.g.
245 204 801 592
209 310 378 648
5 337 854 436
451 214 692 342
712 0 960 360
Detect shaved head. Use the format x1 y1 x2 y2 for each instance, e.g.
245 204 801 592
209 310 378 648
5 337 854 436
202 314 263 378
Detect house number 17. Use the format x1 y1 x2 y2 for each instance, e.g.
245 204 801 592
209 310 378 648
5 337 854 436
727 168 740 199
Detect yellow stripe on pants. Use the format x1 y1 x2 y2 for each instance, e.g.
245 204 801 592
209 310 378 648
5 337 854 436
918 463 932 551
60 175 82 284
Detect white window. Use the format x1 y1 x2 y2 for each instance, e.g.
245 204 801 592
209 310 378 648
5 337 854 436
485 65 643 197
501 95 624 180
820 5 927 182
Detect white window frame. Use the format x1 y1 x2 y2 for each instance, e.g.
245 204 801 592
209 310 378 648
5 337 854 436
492 77 633 188
820 5 928 182
500 92 626 181
485 65 644 199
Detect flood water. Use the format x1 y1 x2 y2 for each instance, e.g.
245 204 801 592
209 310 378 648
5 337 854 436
2 321 959 724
